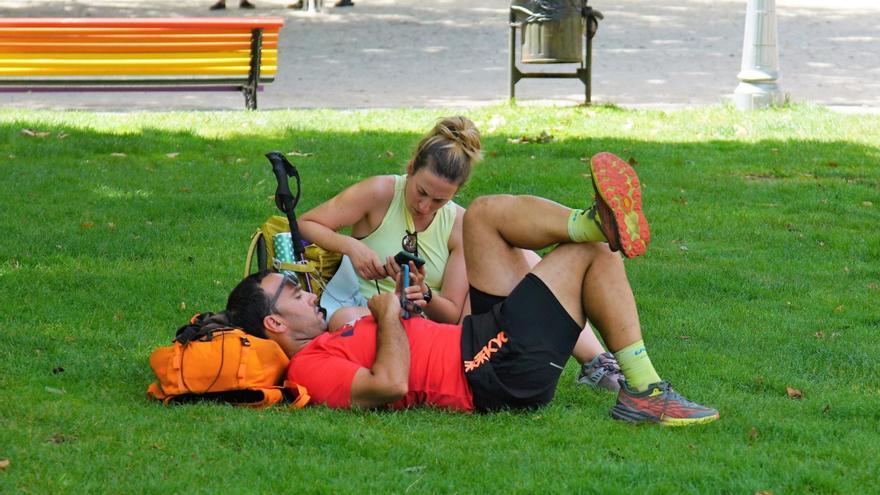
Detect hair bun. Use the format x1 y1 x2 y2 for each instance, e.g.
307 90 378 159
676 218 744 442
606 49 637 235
433 116 481 161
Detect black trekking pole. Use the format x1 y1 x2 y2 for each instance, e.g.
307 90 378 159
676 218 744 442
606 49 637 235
265 151 313 293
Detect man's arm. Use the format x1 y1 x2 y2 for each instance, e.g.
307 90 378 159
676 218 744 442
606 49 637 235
349 292 410 408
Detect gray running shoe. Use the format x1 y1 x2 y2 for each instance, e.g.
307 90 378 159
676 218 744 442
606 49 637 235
576 352 623 392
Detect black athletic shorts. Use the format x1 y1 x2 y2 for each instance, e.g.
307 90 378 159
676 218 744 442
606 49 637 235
461 273 582 412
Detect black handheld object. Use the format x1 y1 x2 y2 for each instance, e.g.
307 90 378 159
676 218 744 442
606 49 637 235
394 250 426 269
265 152 306 260
265 151 312 293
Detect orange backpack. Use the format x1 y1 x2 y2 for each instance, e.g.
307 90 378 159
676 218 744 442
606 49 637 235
146 313 309 409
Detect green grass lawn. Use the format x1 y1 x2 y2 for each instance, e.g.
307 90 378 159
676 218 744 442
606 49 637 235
1 104 878 494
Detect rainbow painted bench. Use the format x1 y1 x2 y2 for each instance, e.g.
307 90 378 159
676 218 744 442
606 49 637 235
0 17 284 110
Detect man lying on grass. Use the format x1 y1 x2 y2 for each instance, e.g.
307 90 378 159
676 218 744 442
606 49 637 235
225 152 719 425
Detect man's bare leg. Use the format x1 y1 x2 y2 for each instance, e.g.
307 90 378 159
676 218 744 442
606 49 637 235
464 194 573 296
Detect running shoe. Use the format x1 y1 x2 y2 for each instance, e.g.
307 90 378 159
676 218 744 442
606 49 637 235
576 352 623 392
610 380 719 426
589 152 650 258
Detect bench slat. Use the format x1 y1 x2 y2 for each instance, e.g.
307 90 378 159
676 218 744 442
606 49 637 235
0 18 285 29
0 66 277 76
0 42 278 53
0 76 273 84
0 27 279 35
0 50 278 64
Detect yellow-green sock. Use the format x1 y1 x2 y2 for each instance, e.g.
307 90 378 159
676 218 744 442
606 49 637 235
613 339 662 392
567 208 606 243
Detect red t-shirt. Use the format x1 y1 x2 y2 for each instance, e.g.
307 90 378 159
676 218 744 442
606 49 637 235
288 315 474 412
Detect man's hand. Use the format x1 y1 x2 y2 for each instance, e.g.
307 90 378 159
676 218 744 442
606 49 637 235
367 291 402 321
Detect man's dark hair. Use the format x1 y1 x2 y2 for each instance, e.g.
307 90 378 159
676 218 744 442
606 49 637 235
225 270 274 339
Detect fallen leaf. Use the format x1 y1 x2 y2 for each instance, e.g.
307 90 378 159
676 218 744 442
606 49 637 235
687 443 696 449
679 335 690 340
822 404 830 414
507 131 555 144
45 386 65 395
113 312 124 322
868 283 878 289
179 302 187 311
488 150 497 158
106 222 116 230
627 156 640 166
754 491 774 495
863 201 873 207
385 150 395 158
286 150 314 157
166 152 179 158
749 426 758 440
0 459 8 470
843 266 850 273
80 221 95 229
52 367 65 374
110 152 127 157
814 331 824 339
834 305 844 313
579 156 589 163
48 433 76 444
786 386 802 399
679 245 689 251
826 161 839 168
21 128 50 137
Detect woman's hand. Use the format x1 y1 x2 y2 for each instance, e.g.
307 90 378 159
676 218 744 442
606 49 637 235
346 238 387 280
394 261 429 309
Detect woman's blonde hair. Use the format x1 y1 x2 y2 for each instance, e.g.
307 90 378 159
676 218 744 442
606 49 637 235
409 116 482 186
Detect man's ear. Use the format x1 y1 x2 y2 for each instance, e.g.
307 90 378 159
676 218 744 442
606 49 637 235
263 314 287 335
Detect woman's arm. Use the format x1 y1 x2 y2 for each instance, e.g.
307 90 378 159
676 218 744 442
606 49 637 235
417 206 469 324
299 176 394 280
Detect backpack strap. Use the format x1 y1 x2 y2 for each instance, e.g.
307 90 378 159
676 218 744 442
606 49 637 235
244 229 263 278
237 335 251 384
284 381 311 409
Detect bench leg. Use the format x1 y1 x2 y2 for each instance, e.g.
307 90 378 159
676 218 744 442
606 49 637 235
243 28 264 110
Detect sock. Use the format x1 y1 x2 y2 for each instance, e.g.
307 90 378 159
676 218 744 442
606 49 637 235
567 208 606 243
613 339 662 392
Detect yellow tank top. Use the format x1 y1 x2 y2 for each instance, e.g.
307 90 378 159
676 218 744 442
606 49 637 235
357 175 456 300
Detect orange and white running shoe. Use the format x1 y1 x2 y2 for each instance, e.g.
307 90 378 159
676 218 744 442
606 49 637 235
588 152 651 258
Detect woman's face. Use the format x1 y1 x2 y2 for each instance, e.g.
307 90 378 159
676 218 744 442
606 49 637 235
405 167 460 220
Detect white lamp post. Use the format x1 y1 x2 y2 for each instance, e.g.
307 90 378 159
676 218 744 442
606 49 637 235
734 0 783 110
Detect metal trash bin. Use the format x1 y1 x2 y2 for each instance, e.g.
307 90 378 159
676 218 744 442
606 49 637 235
509 0 603 103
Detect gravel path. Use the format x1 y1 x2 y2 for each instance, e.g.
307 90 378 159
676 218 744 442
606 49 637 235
2 0 878 111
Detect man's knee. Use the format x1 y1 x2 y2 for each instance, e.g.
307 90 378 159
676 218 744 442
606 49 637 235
465 194 515 227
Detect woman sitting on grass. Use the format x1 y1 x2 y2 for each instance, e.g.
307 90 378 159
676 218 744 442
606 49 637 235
300 116 476 324
300 116 624 392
